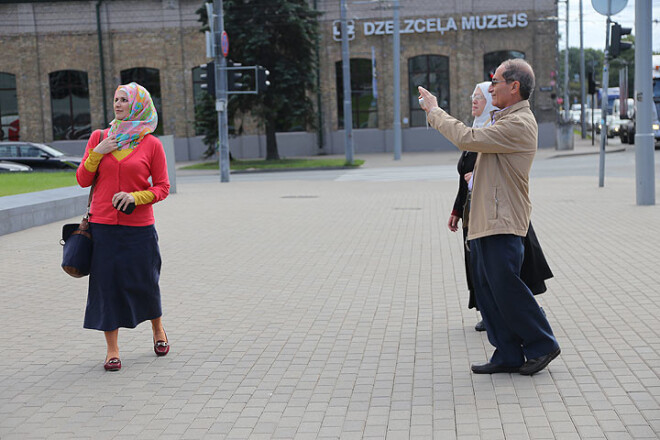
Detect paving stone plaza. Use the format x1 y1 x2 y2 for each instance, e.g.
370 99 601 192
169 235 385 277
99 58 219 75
1 142 659 439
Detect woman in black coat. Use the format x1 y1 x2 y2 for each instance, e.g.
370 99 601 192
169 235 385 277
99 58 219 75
448 82 553 331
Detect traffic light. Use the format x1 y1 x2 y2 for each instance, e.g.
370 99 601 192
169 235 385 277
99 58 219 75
227 60 244 91
610 23 632 58
588 71 597 95
200 61 215 98
257 66 270 92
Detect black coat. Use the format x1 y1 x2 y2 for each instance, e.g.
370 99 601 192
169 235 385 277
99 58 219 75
453 151 477 217
452 152 554 309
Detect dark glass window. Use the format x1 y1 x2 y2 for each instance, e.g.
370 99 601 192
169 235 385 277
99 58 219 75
408 55 450 128
0 144 18 156
335 59 378 129
192 66 208 136
0 73 19 141
120 67 163 135
483 51 525 81
49 70 91 140
19 145 42 157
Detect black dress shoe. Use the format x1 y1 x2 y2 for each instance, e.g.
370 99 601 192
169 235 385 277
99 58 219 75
474 320 486 332
519 347 561 376
471 362 521 374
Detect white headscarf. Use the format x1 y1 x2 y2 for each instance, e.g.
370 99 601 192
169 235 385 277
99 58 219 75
472 81 499 128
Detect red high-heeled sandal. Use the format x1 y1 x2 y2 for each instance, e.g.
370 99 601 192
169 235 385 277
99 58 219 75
104 357 121 371
154 331 169 356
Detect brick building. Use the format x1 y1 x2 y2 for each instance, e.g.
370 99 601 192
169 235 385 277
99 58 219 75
0 0 559 160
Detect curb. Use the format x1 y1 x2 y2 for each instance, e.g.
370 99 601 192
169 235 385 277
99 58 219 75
230 165 362 174
547 147 627 159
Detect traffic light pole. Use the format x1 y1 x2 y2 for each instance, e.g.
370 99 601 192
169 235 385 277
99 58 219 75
598 16 610 188
214 0 230 183
340 0 354 165
579 0 587 139
392 0 401 161
634 0 655 205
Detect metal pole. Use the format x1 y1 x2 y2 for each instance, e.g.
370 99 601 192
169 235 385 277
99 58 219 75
340 0 354 164
634 0 655 205
564 0 570 122
313 0 324 153
579 0 587 138
96 0 108 127
599 14 610 188
591 59 595 145
591 92 595 145
214 0 230 182
393 0 401 160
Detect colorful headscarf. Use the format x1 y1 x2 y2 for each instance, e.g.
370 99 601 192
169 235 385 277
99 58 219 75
472 81 498 128
108 82 158 150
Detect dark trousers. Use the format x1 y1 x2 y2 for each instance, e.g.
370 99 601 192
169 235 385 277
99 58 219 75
470 234 559 367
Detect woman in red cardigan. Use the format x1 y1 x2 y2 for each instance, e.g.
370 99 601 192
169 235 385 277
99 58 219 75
76 82 170 371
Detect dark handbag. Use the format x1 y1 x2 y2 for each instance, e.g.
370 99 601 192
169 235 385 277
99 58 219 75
60 130 104 278
60 216 93 277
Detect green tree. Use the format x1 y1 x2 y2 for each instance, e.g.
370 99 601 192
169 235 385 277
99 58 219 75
559 34 635 107
196 0 320 160
194 93 217 157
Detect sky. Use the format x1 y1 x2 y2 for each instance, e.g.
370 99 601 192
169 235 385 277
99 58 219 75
559 0 660 52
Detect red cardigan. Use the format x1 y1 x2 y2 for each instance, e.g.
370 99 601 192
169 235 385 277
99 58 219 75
76 129 170 226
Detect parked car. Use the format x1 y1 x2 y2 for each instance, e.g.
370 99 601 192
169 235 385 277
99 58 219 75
619 103 660 146
0 142 83 169
0 161 32 172
569 104 583 124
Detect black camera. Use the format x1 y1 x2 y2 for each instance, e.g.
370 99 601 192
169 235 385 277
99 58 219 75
114 201 136 215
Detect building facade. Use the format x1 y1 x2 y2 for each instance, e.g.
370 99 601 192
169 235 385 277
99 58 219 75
0 0 559 160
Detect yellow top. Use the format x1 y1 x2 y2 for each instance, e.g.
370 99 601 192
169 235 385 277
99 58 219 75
83 150 155 205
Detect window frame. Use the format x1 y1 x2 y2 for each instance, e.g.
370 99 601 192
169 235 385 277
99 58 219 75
0 72 19 141
48 70 92 141
483 51 525 81
120 67 163 135
335 58 378 130
408 55 450 128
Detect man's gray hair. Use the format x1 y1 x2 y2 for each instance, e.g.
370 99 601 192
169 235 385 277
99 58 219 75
501 58 535 100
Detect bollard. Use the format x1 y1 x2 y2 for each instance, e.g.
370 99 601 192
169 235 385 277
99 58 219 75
159 135 177 194
556 122 574 150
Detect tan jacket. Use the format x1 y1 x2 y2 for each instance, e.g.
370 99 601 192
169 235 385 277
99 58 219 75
428 100 537 240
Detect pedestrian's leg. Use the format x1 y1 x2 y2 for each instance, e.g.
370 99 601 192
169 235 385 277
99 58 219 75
479 235 559 361
470 238 525 367
151 317 167 342
151 317 169 356
104 329 119 362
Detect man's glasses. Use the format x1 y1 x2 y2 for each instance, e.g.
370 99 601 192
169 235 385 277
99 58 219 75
490 78 511 85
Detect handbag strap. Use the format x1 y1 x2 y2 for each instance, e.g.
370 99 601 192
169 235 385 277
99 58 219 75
85 129 105 219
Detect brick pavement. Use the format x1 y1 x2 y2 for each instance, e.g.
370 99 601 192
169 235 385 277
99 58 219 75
1 145 659 439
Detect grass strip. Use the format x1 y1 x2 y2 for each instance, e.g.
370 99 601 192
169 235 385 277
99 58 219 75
0 171 78 197
182 158 365 171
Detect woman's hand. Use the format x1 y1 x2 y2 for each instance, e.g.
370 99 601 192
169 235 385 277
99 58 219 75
448 214 460 232
112 192 135 211
464 172 473 183
93 135 118 154
417 86 438 113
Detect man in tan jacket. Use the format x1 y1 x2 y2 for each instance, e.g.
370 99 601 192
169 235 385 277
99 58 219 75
418 59 560 375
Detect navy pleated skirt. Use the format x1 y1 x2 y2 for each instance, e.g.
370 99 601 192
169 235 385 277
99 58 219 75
84 223 162 331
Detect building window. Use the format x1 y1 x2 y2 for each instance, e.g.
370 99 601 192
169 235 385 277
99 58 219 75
192 66 208 136
120 67 163 134
483 51 525 81
0 73 19 141
408 55 450 128
49 70 92 140
335 59 377 129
